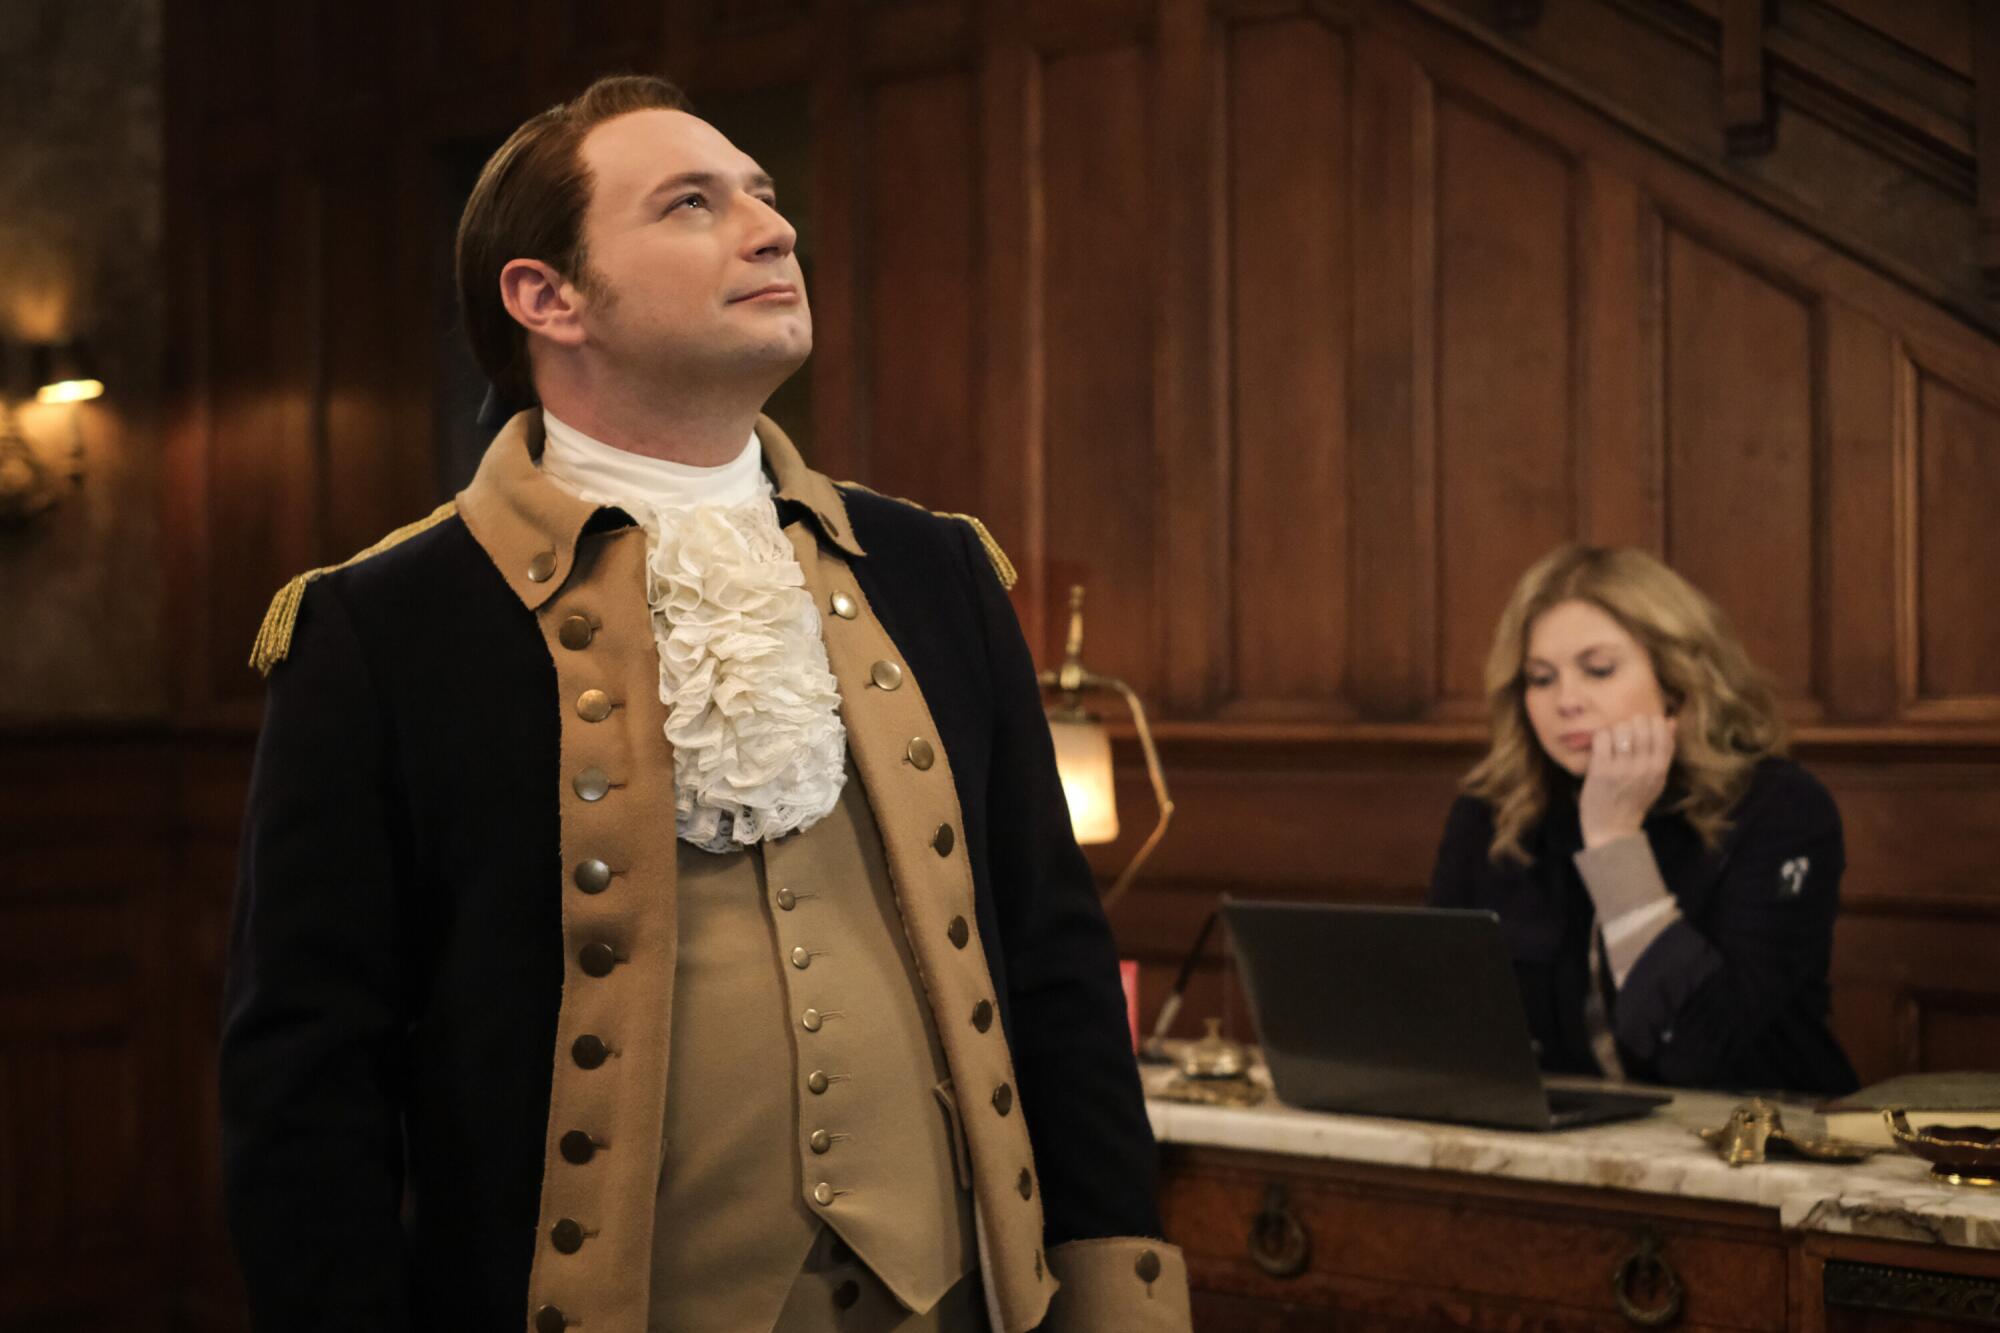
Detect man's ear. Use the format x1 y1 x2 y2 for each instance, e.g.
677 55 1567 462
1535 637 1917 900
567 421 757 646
499 258 588 350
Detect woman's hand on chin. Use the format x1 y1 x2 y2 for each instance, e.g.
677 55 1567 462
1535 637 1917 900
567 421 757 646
1578 714 1676 848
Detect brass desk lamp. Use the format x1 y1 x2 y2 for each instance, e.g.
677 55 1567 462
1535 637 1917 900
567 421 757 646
1037 586 1173 911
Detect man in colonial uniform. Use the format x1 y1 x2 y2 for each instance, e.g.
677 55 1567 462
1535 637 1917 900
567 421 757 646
218 75 1190 1332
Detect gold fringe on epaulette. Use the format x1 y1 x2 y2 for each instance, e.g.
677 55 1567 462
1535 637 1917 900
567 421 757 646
839 483 1018 590
248 501 460 676
943 512 1017 590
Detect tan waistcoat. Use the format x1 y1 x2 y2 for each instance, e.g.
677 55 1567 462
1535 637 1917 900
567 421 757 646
647 771 976 1331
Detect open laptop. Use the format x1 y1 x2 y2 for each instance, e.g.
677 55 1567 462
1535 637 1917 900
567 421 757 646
1220 899 1670 1131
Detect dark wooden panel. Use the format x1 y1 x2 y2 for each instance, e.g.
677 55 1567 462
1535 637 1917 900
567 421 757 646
206 175 314 708
1226 16 1350 707
1038 42 1159 694
864 71 982 517
321 165 427 562
1820 0 1973 78
1576 165 1658 551
1434 94 1576 704
312 0 398 106
1912 363 2000 706
1661 224 1820 707
1821 304 1900 721
1347 32 1436 718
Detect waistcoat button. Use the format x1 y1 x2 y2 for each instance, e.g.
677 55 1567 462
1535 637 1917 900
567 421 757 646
801 1008 824 1032
813 1181 835 1206
809 1129 832 1154
971 999 993 1032
807 1069 830 1094
558 615 594 649
870 660 903 690
775 887 797 910
932 824 955 856
1136 1249 1162 1283
573 767 611 801
571 1035 608 1069
550 1218 584 1253
906 737 936 770
1017 1167 1033 1199
534 1305 568 1332
559 1130 599 1164
791 946 812 970
576 689 613 722
947 917 969 949
579 942 617 977
993 1083 1013 1116
574 859 612 894
830 591 858 620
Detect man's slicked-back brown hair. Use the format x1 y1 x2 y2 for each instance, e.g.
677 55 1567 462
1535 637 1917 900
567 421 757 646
456 74 693 405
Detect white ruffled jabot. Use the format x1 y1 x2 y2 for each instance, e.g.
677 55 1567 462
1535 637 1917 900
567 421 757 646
538 412 847 852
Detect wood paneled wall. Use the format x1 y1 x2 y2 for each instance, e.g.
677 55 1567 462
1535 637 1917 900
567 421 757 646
157 0 2000 1091
7 0 1992 1322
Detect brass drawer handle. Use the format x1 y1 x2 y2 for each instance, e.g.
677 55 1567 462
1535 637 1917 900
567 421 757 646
1613 1227 1684 1327
1248 1182 1310 1279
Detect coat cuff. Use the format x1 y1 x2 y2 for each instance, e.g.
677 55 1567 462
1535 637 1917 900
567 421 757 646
1040 1237 1191 1333
1573 834 1681 984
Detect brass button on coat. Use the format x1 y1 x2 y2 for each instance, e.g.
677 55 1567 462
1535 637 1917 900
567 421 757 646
534 1305 568 1333
573 859 612 894
579 942 617 977
527 550 558 583
1136 1249 1162 1283
971 999 994 1032
869 660 903 690
558 615 594 649
807 1069 830 1094
829 591 857 620
551 1218 584 1253
809 1129 832 1154
1017 1167 1033 1199
576 689 613 722
993 1083 1013 1116
571 1035 608 1069
559 1130 598 1165
573 767 611 802
906 737 936 770
791 946 812 970
813 1182 835 1206
775 887 797 910
932 823 955 856
947 916 969 949
801 1008 824 1032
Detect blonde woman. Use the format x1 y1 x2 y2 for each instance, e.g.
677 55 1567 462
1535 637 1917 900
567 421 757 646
1427 546 1858 1095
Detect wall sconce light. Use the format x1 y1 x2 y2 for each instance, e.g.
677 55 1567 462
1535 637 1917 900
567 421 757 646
32 340 105 405
0 337 101 527
1038 585 1174 910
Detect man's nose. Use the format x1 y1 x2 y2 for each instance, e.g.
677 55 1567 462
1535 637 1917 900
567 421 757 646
743 196 797 260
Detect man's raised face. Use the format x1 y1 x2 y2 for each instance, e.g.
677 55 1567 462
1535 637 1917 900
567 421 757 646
571 108 811 385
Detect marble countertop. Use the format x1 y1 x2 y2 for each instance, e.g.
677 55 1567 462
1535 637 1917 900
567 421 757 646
1143 1063 2000 1250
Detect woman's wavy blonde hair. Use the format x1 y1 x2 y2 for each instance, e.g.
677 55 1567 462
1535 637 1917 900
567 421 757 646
1464 545 1785 864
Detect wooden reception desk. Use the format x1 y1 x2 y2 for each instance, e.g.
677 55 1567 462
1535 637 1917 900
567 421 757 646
1147 1068 2000 1330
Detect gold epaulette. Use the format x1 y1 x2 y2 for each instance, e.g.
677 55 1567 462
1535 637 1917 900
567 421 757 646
248 501 460 677
838 483 1018 591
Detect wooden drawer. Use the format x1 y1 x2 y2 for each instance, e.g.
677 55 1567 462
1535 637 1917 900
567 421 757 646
1162 1145 1790 1331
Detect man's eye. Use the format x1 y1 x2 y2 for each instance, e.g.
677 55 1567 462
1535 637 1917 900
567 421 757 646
668 193 706 213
